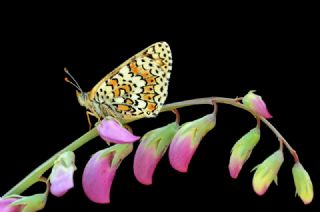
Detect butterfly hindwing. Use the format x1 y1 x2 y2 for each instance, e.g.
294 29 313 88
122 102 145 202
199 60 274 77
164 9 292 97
90 41 172 121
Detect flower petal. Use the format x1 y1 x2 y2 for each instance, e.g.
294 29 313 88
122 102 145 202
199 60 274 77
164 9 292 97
243 91 272 119
97 119 140 144
50 151 76 197
82 144 133 204
292 162 314 204
251 96 272 118
229 128 260 179
82 150 116 204
229 159 243 179
169 134 196 173
0 198 23 212
50 168 75 197
252 150 284 195
169 114 216 172
11 194 47 212
134 144 160 185
134 123 178 185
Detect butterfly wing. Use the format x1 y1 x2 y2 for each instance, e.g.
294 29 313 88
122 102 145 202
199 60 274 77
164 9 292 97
89 41 172 121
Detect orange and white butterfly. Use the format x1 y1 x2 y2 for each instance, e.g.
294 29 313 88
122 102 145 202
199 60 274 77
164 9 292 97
65 41 172 127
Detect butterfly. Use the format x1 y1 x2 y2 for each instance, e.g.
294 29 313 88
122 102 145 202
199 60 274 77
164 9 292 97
65 41 173 128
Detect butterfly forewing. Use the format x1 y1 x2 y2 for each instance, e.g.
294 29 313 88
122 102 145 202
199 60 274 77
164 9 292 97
89 41 172 121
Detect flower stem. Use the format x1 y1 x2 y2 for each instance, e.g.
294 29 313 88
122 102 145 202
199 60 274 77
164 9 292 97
3 96 298 197
172 109 181 125
161 97 299 162
3 128 98 197
261 119 299 162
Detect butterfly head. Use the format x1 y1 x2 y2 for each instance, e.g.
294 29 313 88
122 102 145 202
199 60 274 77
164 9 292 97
64 67 90 109
76 90 89 108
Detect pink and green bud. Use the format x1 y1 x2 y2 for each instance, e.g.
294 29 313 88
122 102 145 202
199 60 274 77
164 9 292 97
134 122 179 185
242 90 272 119
11 194 46 212
252 149 284 195
169 113 216 172
97 119 140 144
229 127 260 179
82 144 133 204
0 193 47 212
49 151 76 197
292 162 314 204
0 197 23 212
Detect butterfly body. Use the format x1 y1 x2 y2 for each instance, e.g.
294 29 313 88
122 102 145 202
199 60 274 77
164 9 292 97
75 41 173 123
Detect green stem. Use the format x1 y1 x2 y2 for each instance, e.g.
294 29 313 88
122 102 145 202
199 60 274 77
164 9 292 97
261 119 299 162
161 97 299 161
3 96 298 197
3 128 98 197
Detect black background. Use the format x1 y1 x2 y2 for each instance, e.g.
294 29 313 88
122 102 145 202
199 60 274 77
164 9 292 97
0 6 319 211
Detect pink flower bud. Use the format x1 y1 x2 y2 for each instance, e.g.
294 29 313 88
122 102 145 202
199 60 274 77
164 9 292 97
49 151 76 197
0 193 47 212
82 144 133 204
242 90 272 119
97 119 140 144
229 127 260 179
169 114 216 172
0 197 23 212
134 123 179 185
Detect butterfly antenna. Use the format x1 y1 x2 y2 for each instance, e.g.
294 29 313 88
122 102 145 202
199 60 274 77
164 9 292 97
64 67 83 92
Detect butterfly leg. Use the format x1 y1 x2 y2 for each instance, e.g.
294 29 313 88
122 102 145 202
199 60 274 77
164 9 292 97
86 111 100 129
124 124 133 132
